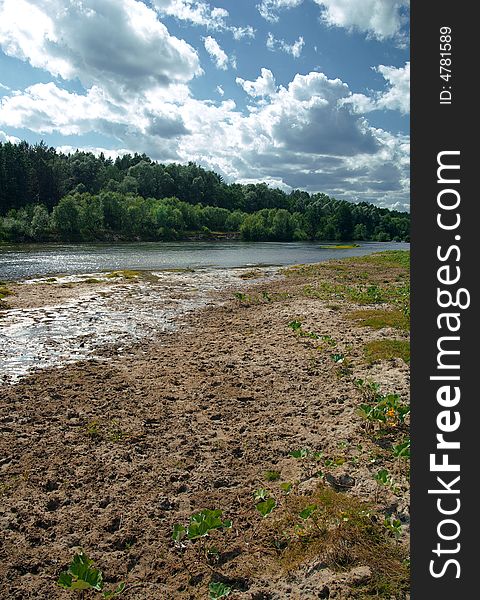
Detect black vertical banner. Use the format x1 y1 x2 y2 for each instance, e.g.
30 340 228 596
411 2 476 597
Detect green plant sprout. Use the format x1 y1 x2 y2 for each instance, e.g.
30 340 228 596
288 320 302 331
290 448 310 459
172 509 232 542
355 379 382 403
299 504 318 520
384 516 402 540
57 550 125 598
253 489 269 501
264 470 281 482
375 469 392 487
287 320 320 339
256 497 276 517
209 581 232 599
234 292 247 302
392 438 410 459
359 394 410 430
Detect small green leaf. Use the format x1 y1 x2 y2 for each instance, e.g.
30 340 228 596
280 482 292 494
256 498 276 517
57 550 103 592
299 504 317 520
290 448 309 459
57 572 73 589
209 581 232 599
172 523 186 542
254 488 269 501
264 470 281 481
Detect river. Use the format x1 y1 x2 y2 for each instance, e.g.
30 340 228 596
0 241 409 383
0 240 409 281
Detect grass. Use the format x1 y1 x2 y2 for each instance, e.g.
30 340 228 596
283 252 410 322
347 309 410 332
264 470 281 482
318 244 360 249
238 270 263 280
106 270 139 279
364 339 410 364
352 250 410 270
0 284 13 299
83 278 102 284
268 485 409 599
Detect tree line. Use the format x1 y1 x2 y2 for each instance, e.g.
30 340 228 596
0 141 409 243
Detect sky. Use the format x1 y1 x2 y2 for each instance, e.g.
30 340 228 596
0 0 410 210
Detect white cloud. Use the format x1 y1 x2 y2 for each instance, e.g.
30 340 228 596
154 1 255 38
231 26 256 40
0 68 409 207
267 33 305 58
374 62 410 113
0 130 20 143
0 0 409 209
314 0 408 40
203 36 230 70
236 68 277 98
174 71 409 207
258 0 408 40
0 0 202 98
154 0 228 28
216 85 225 96
257 0 303 23
342 62 410 115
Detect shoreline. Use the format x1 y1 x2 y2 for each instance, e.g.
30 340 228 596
0 252 410 599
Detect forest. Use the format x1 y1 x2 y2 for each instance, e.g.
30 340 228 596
0 141 410 243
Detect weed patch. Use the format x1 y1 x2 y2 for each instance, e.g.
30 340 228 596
347 309 409 332
364 340 410 364
267 485 409 598
105 270 139 280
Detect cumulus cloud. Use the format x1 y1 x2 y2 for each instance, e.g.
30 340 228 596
203 36 230 70
0 0 202 98
0 67 409 207
0 0 409 209
0 81 190 162
314 0 409 40
342 62 409 115
236 68 277 98
266 33 305 58
0 129 20 143
374 62 410 113
173 70 409 207
258 0 408 40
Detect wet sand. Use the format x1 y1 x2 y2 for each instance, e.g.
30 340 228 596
0 256 410 599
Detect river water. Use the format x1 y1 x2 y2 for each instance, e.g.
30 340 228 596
0 241 409 281
0 241 409 383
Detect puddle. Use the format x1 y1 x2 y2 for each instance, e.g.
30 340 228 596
0 267 274 384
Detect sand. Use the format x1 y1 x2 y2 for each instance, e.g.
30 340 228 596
0 257 410 599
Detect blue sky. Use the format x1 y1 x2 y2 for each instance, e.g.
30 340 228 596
0 0 410 209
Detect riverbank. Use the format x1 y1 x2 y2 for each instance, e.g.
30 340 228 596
0 252 410 599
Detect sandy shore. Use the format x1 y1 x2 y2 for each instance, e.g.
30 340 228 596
0 254 410 599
